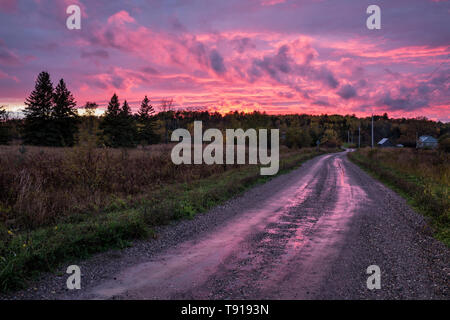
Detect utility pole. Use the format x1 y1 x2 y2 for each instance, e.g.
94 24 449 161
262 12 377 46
371 114 374 148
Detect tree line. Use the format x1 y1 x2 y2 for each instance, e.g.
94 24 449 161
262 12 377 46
0 71 159 147
0 71 449 151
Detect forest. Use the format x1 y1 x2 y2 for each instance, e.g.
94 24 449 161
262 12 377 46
0 71 449 151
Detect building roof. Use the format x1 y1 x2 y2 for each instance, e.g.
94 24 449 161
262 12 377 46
419 135 438 143
378 138 389 145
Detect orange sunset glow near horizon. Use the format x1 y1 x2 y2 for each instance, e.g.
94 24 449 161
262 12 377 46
0 0 449 122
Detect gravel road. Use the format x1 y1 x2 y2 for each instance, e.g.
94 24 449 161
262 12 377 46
3 151 449 299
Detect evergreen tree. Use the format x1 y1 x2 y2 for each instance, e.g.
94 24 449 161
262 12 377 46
23 71 56 145
118 100 137 147
0 106 11 145
121 99 132 116
100 95 137 147
53 79 79 146
100 93 121 147
137 96 158 145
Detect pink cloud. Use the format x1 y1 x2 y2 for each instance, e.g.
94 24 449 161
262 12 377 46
0 3 448 121
0 69 19 82
107 10 135 25
0 0 17 13
0 42 22 66
261 0 286 6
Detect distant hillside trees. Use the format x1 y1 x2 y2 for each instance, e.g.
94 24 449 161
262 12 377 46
23 71 79 146
438 133 450 153
285 127 313 148
82 102 99 134
321 128 340 148
77 102 101 148
159 98 176 143
13 72 449 150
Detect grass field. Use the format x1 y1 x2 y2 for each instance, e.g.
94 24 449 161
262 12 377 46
0 144 336 292
348 148 449 246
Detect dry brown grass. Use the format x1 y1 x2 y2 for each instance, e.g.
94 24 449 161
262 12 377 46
360 148 449 187
349 147 449 245
0 144 221 228
0 143 302 230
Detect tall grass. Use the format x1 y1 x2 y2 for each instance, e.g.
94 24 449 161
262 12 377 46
0 144 229 229
348 148 449 245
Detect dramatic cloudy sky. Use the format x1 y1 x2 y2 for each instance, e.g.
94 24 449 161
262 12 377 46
0 0 449 120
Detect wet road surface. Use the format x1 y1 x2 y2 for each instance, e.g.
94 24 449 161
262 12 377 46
77 151 448 299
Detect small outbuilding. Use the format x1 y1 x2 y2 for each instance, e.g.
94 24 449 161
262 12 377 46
377 138 394 147
417 135 438 149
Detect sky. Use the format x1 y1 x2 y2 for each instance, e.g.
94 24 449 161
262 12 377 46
0 0 449 121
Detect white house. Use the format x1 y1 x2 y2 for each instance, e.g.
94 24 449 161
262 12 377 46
377 138 394 147
417 135 438 149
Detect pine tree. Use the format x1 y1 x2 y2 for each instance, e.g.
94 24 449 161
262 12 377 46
137 96 158 145
53 79 79 146
100 93 121 147
100 94 137 148
121 99 132 116
0 106 11 145
118 100 137 147
23 71 56 145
